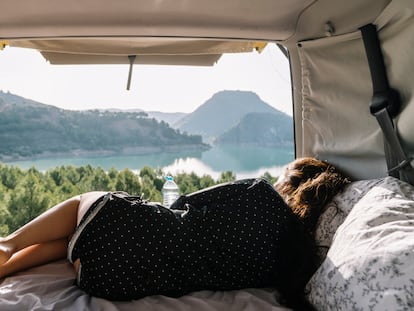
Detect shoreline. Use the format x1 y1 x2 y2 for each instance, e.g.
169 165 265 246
0 144 210 163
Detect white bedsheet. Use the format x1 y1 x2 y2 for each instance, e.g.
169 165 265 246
0 259 289 311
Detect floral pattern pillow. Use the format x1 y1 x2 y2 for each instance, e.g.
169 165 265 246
314 178 383 262
307 177 414 310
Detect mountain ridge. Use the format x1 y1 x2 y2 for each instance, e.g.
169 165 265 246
0 90 293 160
174 90 292 144
0 91 206 161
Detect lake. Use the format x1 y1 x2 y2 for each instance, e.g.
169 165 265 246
4 144 294 180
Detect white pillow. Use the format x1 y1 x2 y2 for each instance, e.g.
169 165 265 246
307 176 414 310
314 178 384 262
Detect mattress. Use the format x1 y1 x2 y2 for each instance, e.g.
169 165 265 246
0 259 289 310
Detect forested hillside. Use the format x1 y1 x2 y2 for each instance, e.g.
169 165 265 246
0 163 277 235
0 91 206 160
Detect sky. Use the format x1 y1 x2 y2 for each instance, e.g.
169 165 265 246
0 44 292 115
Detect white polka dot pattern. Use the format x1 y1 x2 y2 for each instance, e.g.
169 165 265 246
68 179 300 301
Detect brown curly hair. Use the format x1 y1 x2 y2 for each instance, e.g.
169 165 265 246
275 157 350 234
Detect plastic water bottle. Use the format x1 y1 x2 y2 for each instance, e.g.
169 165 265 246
162 175 179 207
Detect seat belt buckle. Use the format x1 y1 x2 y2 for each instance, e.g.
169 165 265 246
370 89 401 117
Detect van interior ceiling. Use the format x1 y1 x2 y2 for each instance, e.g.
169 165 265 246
1 0 413 184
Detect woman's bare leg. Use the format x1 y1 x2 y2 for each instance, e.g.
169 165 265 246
0 239 68 278
0 191 107 277
0 195 81 266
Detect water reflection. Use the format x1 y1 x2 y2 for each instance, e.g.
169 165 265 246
164 145 293 179
5 144 294 179
163 156 289 180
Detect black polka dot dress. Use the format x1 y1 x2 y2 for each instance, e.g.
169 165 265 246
68 179 306 301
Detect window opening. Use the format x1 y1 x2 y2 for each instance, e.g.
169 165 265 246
0 43 293 180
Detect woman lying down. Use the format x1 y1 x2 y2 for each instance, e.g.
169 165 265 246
0 157 349 311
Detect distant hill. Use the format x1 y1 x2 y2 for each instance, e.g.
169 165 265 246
101 108 187 126
174 90 292 144
0 91 206 161
147 111 188 125
215 112 293 146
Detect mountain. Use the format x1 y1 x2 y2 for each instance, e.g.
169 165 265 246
215 112 293 146
0 91 206 160
174 90 292 144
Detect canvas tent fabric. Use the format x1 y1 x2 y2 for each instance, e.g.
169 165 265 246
291 0 414 180
0 0 387 66
0 0 313 40
0 0 312 65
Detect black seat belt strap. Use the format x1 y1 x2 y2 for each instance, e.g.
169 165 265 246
360 24 414 184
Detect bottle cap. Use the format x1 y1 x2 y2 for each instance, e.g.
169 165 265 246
165 175 174 181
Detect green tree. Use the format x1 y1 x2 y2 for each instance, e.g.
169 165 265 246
260 171 277 184
139 166 157 180
199 175 216 189
76 165 95 183
0 184 10 235
139 166 164 196
108 167 118 180
48 167 65 186
7 169 50 232
139 166 163 188
175 172 201 194
140 175 162 202
59 181 77 196
217 171 236 184
90 167 112 191
65 166 82 185
115 169 141 195
46 166 80 201
0 165 23 190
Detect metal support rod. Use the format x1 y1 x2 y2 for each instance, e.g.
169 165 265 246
127 55 136 90
276 43 288 59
